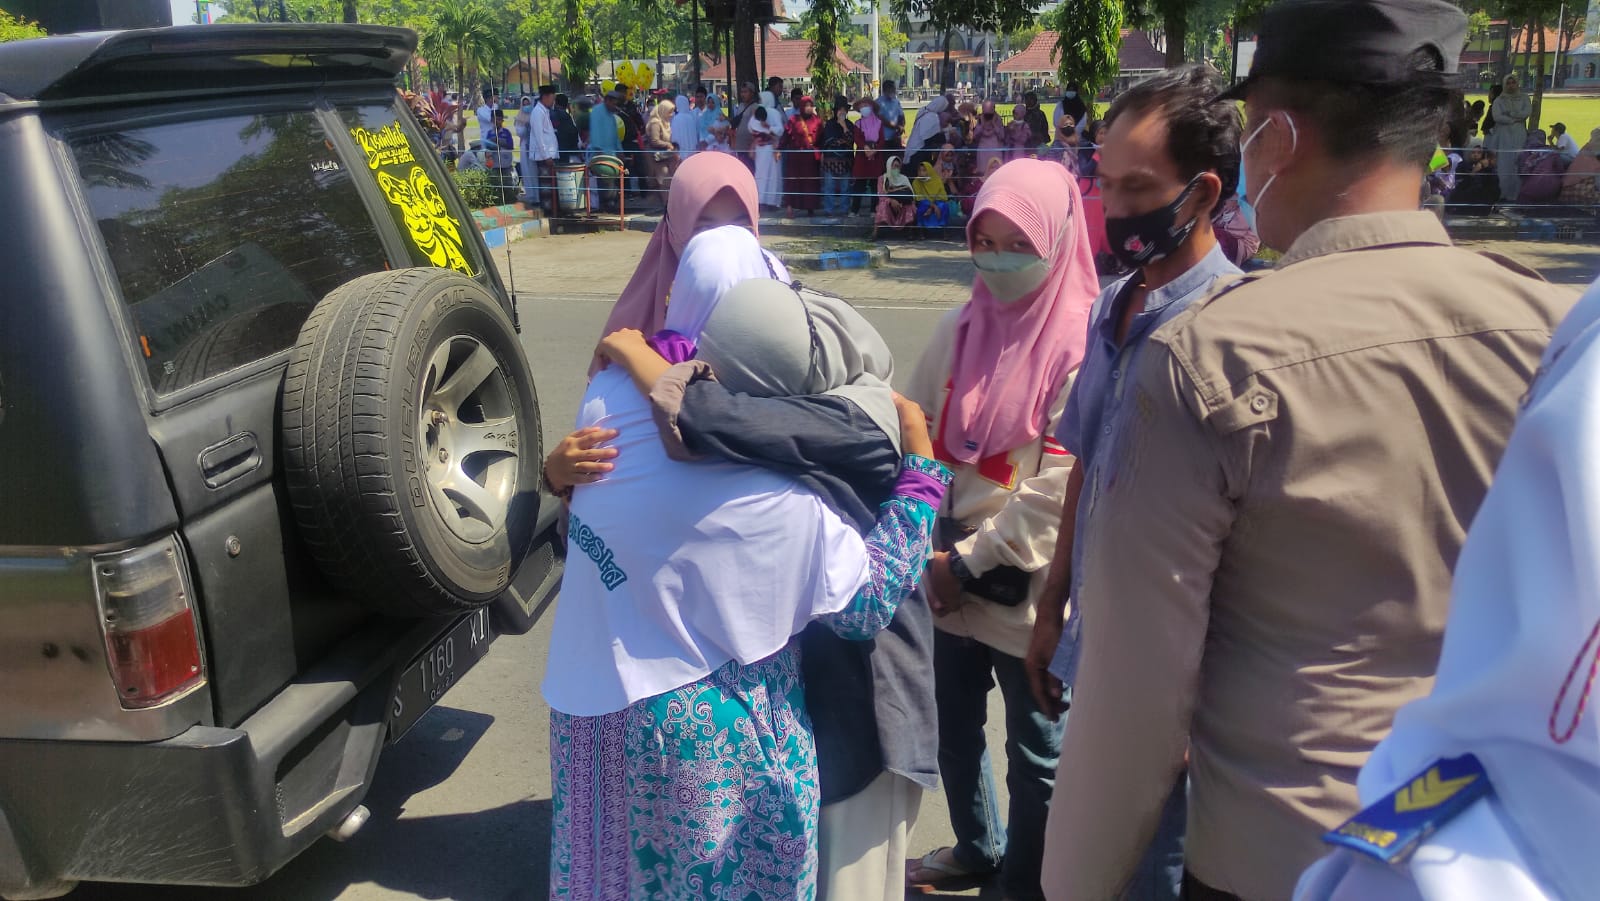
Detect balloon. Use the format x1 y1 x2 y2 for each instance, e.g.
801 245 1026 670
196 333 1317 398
602 79 616 94
616 61 636 87
636 63 655 89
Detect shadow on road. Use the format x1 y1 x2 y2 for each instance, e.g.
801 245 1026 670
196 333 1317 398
75 706 552 901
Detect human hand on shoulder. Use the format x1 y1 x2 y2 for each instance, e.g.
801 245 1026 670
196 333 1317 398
894 393 935 460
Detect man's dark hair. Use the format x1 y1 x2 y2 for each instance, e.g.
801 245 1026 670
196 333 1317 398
1024 91 1038 106
768 76 783 87
539 84 556 97
556 93 570 108
1552 122 1567 135
882 80 896 91
791 87 804 100
696 85 708 95
1252 48 1459 169
1104 63 1243 210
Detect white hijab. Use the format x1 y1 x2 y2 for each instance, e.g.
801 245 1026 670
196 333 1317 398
904 94 949 161
751 90 783 137
541 228 860 718
663 226 789 337
1297 279 1600 900
670 93 698 158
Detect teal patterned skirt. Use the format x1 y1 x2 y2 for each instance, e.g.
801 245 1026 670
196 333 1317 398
549 644 819 900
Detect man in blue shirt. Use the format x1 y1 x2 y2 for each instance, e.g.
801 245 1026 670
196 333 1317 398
1021 64 1247 901
587 90 624 211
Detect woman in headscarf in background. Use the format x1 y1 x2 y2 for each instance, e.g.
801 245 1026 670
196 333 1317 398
1054 83 1088 141
912 151 955 229
783 94 824 218
904 159 1098 899
698 89 723 151
1489 72 1531 203
872 155 918 238
643 97 678 197
972 100 1008 173
546 227 950 900
1006 101 1035 159
852 97 887 215
1042 112 1081 173
750 93 784 208
670 93 699 162
904 94 951 168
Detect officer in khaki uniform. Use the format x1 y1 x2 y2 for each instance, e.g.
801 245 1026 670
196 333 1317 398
1040 1 1577 899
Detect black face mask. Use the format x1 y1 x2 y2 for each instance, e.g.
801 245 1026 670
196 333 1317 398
1103 175 1203 269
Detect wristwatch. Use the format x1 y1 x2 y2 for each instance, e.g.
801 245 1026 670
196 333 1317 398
947 549 978 586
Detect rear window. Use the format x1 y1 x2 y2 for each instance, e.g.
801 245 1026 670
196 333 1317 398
71 110 390 394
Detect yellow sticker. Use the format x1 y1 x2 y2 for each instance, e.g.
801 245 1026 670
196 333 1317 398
376 166 475 277
350 122 417 170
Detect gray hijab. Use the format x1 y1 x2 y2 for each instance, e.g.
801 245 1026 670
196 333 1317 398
697 279 902 452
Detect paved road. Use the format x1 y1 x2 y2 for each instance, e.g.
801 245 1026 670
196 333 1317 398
72 230 1599 901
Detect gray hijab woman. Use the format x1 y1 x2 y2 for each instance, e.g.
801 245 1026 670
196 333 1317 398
1490 73 1531 202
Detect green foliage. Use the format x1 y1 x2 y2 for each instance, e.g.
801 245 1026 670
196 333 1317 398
807 0 850 99
892 0 1045 37
559 0 599 91
0 10 46 41
1047 0 1121 96
452 167 500 208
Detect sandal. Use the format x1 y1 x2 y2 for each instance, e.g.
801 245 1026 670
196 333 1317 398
905 846 992 893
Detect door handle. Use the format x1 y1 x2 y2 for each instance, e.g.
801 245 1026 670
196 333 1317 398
198 431 261 489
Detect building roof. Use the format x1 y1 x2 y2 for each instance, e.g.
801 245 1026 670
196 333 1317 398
699 33 868 81
996 29 1166 75
504 57 563 80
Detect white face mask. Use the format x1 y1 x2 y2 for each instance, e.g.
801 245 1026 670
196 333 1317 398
972 252 1049 303
1239 112 1297 236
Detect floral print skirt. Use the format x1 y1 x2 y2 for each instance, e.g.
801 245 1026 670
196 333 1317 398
549 645 819 900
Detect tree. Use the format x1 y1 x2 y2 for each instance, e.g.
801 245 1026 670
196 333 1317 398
892 0 1046 90
559 0 600 91
1046 0 1121 96
806 0 851 99
420 0 502 92
344 0 359 21
0 10 46 41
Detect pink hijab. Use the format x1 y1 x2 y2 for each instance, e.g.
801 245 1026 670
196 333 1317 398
596 152 761 346
943 159 1098 464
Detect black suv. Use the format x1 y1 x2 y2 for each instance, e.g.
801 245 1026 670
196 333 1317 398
0 25 562 899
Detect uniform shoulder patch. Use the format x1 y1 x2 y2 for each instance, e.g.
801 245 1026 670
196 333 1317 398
1323 753 1492 865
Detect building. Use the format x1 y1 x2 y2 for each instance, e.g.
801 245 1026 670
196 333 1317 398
503 57 565 93
995 29 1166 96
697 28 871 97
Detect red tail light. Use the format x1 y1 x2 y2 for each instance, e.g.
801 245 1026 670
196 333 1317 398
92 537 204 709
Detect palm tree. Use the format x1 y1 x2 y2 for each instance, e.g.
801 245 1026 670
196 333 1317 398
422 0 500 93
343 0 358 22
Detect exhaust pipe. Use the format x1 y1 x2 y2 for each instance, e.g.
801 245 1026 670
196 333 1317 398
327 804 370 843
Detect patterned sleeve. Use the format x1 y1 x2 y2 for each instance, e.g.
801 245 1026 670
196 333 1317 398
821 455 952 640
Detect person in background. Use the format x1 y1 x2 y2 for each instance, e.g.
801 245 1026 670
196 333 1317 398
852 97 887 215
821 96 856 217
1550 121 1580 163
1450 143 1502 212
973 100 1008 172
587 91 625 212
783 95 824 218
644 98 679 199
1480 83 1501 140
525 86 559 210
732 81 759 165
1559 127 1600 205
515 92 533 183
1043 114 1081 173
904 95 952 169
1007 103 1035 158
1467 98 1486 140
904 159 1098 901
911 152 955 228
620 86 647 200
768 76 786 116
1489 73 1530 202
671 93 699 163
697 85 721 151
552 93 580 162
1042 2 1573 898
486 108 516 202
1078 119 1104 177
475 86 496 136
789 87 806 124
1020 67 1246 901
877 80 906 149
1056 82 1089 140
1293 275 1600 901
872 155 918 238
751 100 784 209
1023 92 1050 147
706 119 734 154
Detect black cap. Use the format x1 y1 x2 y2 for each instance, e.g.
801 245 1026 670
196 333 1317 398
1222 0 1467 100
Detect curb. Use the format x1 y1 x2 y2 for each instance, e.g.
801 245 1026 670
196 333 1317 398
481 217 548 248
771 243 892 270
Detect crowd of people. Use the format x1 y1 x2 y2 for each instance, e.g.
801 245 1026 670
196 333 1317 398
518 0 1596 899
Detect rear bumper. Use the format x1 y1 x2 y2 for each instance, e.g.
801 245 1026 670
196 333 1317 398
0 614 484 894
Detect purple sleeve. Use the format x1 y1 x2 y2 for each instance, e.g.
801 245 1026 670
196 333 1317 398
646 330 697 364
894 455 953 507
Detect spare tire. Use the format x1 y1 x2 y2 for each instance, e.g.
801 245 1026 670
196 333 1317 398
281 268 542 617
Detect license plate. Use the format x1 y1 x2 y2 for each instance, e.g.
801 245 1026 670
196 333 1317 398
388 607 493 741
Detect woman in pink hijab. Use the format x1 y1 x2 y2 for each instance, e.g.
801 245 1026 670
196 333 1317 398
971 100 1008 173
903 158 1097 897
554 152 771 477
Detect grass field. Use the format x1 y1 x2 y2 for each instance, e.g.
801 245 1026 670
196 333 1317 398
1467 93 1600 142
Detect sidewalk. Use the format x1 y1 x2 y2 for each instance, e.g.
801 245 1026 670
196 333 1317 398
494 229 1600 307
494 229 978 307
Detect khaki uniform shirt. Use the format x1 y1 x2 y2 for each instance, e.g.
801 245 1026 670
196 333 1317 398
1044 213 1575 901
